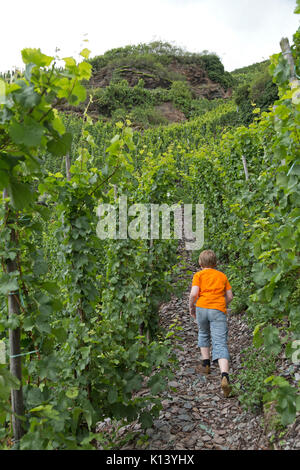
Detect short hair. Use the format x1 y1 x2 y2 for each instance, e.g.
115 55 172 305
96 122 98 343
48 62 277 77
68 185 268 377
199 249 217 268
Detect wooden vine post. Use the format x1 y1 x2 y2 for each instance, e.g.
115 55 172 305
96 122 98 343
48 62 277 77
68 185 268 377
65 153 71 181
280 37 299 84
242 155 249 181
2 189 25 443
278 38 300 166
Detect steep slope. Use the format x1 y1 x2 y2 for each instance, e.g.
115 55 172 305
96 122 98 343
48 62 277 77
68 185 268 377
57 42 234 126
57 42 277 129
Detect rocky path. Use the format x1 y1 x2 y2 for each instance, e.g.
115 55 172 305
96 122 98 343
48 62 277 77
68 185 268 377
97 253 300 451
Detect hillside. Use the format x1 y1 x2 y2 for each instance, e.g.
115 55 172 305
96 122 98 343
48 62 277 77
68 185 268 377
56 42 278 129
58 42 235 126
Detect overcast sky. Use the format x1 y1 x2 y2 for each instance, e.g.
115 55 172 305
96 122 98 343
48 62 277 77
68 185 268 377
1 0 299 73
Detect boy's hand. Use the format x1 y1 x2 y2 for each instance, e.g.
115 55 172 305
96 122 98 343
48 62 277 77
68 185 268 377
190 307 196 319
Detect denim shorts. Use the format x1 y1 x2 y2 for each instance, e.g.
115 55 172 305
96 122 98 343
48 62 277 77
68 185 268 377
196 307 230 362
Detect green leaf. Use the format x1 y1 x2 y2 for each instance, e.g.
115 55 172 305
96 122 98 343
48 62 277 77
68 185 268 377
139 411 153 429
264 375 275 384
23 316 35 331
273 57 290 85
66 387 79 399
14 83 41 109
147 375 166 394
41 281 60 295
51 116 66 136
124 375 142 393
33 258 48 276
7 180 35 210
0 153 25 171
263 326 282 355
30 404 60 421
36 314 51 334
21 48 53 67
63 57 77 69
0 275 18 295
24 63 36 82
9 117 44 148
47 132 72 157
272 376 290 387
19 431 44 450
0 365 20 391
51 326 67 343
253 323 264 348
78 62 92 80
0 171 9 190
83 407 93 430
110 403 128 419
289 163 300 177
280 400 296 426
107 388 118 404
69 83 86 105
295 0 300 14
80 48 91 59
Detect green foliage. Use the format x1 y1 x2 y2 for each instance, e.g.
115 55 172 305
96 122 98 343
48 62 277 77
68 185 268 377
88 41 232 88
0 48 181 449
234 68 278 125
218 262 252 315
129 105 168 128
231 60 271 86
188 98 224 119
263 376 300 426
232 348 276 412
199 54 233 90
93 79 154 116
168 81 192 115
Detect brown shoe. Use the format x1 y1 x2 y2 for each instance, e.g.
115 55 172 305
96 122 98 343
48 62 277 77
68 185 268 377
221 376 231 397
196 364 211 375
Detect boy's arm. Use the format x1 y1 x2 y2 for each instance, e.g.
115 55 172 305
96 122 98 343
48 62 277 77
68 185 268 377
189 286 199 318
225 289 233 306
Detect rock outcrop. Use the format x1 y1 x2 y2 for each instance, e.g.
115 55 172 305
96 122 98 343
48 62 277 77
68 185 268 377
89 58 231 101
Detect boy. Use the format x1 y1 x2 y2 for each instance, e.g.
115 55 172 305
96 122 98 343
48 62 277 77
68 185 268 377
189 249 233 397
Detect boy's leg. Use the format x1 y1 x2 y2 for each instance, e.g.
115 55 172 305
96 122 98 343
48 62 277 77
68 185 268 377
208 310 230 364
209 310 231 396
201 347 210 360
196 308 211 374
218 357 229 373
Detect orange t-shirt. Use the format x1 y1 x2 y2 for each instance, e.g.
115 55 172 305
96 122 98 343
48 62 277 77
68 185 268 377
192 268 232 314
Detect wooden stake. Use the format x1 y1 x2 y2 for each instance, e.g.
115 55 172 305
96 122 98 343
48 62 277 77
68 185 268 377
242 155 249 181
2 189 25 443
278 38 300 167
65 153 71 181
280 37 300 85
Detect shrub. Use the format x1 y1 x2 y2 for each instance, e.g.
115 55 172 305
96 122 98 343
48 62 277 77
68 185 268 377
233 348 276 413
129 105 168 128
233 70 278 125
111 107 128 124
94 80 153 116
169 81 192 115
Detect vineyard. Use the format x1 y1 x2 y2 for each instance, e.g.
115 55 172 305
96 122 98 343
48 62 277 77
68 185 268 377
0 6 299 451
